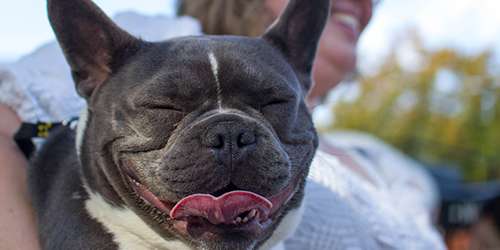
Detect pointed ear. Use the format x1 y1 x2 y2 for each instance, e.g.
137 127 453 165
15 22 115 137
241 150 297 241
262 0 330 91
48 0 142 98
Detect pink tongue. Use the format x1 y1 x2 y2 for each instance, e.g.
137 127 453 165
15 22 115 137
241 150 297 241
170 191 273 225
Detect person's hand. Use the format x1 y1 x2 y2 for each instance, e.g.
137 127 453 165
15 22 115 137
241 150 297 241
0 104 41 250
0 104 21 139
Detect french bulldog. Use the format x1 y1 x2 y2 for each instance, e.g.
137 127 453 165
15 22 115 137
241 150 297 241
30 0 329 249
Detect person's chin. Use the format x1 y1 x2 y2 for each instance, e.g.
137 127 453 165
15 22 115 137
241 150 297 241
312 58 342 97
314 44 356 80
319 31 357 73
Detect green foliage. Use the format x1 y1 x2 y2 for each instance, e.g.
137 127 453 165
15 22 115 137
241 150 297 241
327 36 500 181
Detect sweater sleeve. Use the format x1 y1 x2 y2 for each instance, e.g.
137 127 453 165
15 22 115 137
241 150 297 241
0 66 38 122
0 43 86 123
283 150 446 250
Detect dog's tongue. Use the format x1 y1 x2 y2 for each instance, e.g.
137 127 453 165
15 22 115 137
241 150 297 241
170 191 273 225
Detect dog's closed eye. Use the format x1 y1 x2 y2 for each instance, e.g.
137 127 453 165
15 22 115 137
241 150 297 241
263 99 289 107
138 101 184 113
259 99 293 118
145 104 184 113
260 97 294 112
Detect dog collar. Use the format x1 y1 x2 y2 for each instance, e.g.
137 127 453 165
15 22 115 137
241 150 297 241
14 117 79 158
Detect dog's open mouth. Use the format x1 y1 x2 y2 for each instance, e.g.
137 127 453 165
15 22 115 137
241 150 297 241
124 170 296 238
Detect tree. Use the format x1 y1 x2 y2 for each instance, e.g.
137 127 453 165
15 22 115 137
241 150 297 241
327 34 500 181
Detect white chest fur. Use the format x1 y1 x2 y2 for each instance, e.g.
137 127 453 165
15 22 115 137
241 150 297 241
85 190 191 250
259 202 305 250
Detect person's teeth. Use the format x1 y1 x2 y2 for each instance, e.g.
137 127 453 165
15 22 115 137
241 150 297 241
242 217 249 223
333 13 360 31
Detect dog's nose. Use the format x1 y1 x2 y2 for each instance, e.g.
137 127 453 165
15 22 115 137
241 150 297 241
203 122 257 162
204 123 256 149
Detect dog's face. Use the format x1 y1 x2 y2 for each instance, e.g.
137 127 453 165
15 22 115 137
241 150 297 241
48 0 329 249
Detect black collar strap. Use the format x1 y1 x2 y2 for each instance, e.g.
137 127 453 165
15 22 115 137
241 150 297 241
14 117 79 158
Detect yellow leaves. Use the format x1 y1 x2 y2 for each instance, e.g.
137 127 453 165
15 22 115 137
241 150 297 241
328 33 499 181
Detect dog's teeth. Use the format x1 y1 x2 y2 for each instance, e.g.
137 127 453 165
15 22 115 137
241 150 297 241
249 209 257 218
235 217 242 224
234 210 258 225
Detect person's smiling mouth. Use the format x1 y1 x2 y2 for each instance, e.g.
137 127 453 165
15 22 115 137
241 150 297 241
331 0 371 42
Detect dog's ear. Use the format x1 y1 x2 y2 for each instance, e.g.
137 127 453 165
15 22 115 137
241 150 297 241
47 0 142 99
262 0 330 92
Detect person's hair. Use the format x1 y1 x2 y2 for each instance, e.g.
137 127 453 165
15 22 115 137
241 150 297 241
177 0 274 37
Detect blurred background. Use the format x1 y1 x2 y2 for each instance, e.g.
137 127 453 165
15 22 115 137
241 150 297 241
321 0 500 183
1 0 499 182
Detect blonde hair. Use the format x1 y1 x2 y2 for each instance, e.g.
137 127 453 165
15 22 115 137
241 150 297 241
177 0 273 37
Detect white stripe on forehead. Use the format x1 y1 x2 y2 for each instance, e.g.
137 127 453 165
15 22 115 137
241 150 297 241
208 52 223 110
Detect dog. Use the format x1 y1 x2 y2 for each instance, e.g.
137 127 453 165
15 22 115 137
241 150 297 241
30 0 328 249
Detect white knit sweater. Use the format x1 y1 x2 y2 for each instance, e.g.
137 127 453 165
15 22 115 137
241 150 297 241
283 138 445 249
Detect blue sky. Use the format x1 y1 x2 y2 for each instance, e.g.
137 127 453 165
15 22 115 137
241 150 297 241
0 0 176 61
358 0 500 73
1 0 500 71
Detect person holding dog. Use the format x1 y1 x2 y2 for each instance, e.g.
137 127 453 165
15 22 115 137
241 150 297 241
0 0 446 249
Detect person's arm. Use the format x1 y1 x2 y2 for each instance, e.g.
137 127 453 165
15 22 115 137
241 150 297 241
0 104 40 250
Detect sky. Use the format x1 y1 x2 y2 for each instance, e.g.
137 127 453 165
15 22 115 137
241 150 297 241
1 0 500 71
358 0 500 73
0 0 176 61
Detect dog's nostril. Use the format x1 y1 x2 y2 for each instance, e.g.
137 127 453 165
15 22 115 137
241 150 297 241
237 131 256 147
203 122 257 150
215 135 224 148
205 132 225 149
